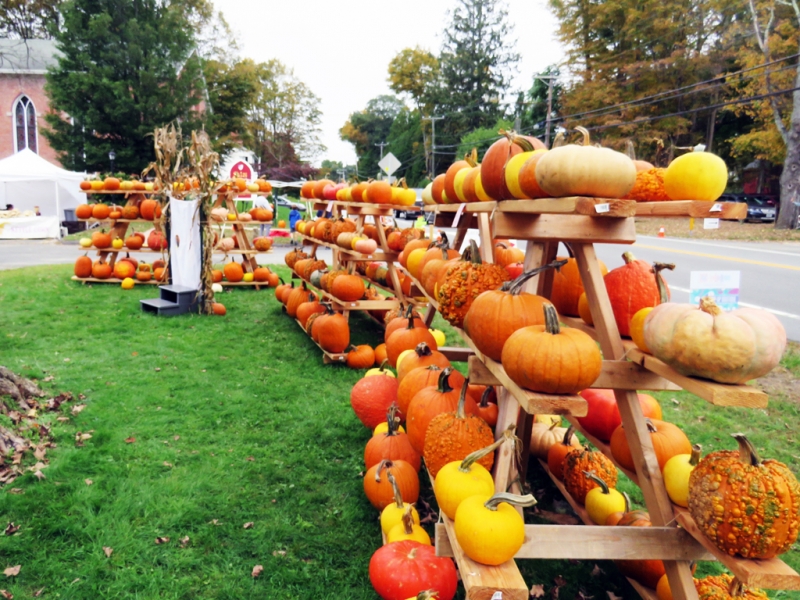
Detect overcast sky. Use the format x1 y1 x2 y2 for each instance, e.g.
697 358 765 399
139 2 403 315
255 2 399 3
212 0 564 166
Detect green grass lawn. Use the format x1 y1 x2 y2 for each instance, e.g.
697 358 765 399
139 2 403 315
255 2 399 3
1 264 798 599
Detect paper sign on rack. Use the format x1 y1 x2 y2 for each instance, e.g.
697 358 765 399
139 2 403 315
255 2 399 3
451 203 467 227
703 218 720 229
595 203 610 214
690 271 740 311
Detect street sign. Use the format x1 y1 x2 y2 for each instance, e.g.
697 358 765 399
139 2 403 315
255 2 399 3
378 152 401 176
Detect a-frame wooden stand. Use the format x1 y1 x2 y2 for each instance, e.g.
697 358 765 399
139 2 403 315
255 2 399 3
406 200 799 600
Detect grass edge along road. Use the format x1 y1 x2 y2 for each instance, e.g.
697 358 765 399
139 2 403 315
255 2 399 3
1 264 799 599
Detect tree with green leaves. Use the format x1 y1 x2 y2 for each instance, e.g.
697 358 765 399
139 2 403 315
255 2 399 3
433 0 519 165
0 0 61 38
386 108 426 187
456 118 512 159
44 0 206 173
203 58 259 156
340 95 405 179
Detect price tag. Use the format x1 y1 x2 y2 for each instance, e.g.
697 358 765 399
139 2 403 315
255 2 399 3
451 203 467 227
491 593 503 600
326 201 333 213
710 203 722 213
595 203 610 214
703 218 720 230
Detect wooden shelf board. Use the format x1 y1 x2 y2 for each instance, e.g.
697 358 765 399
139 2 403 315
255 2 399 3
497 197 636 218
493 212 637 244
77 218 161 224
299 234 397 261
295 277 401 311
212 249 273 255
79 190 156 195
395 266 439 311
358 275 427 308
424 201 498 213
459 337 588 417
209 220 274 226
71 276 160 285
219 281 266 288
311 200 400 216
435 512 528 600
293 318 347 363
625 348 768 408
81 247 165 253
563 417 800 590
634 200 747 220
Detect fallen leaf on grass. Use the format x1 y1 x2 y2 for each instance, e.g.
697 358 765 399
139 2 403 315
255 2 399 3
208 519 220 526
530 584 545 598
103 547 113 558
162 462 173 468
33 588 44 597
591 565 604 577
85 479 93 486
154 537 169 545
606 593 623 600
78 394 86 400
173 435 180 441
71 404 86 415
3 566 20 577
0 589 12 599
7 489 23 495
131 352 138 357
71 579 79 584
4 523 20 536
243 522 253 529
179 536 190 548
57 416 70 422
154 368 161 372
272 550 286 557
252 565 263 578
33 470 45 481
43 375 54 382
125 437 135 444
246 456 254 462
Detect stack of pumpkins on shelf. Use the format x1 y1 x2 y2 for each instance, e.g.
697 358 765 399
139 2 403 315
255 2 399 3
299 178 418 207
210 261 279 286
418 126 729 205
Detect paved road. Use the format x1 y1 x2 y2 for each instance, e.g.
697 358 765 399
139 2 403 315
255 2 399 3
3 231 799 340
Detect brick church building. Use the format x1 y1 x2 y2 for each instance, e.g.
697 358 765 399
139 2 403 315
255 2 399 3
0 38 61 167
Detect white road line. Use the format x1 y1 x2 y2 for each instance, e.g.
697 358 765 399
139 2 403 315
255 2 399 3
669 285 800 320
637 236 800 258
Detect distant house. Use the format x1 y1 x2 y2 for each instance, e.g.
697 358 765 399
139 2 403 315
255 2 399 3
0 38 61 166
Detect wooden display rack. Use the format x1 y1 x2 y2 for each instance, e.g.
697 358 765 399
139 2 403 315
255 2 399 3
415 199 798 600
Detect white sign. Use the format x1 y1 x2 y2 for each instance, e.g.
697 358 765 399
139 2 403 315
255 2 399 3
703 218 720 229
0 216 60 239
378 152 401 176
595 203 610 214
690 271 740 311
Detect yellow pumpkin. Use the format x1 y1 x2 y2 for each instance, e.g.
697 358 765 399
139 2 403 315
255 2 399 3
429 329 446 347
663 444 702 507
505 149 546 199
374 421 406 436
535 127 636 199
630 306 654 353
454 492 536 565
434 436 505 519
121 277 135 290
380 474 420 535
664 149 728 201
386 505 430 545
584 472 627 525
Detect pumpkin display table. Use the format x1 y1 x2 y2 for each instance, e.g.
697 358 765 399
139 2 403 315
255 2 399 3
413 200 797 600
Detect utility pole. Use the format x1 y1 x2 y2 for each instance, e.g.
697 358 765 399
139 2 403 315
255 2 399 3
422 115 444 177
374 141 388 160
532 75 557 148
337 168 347 182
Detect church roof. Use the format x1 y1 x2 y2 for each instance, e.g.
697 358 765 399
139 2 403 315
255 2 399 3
0 38 59 74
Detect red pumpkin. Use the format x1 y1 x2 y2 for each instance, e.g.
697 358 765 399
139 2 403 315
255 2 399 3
351 374 401 429
604 252 672 337
475 387 499 427
368 541 457 600
147 230 168 251
577 389 663 442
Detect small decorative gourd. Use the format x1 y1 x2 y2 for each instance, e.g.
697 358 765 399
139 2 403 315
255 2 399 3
583 471 626 525
386 504 431 545
380 473 420 536
662 444 702 507
562 447 618 505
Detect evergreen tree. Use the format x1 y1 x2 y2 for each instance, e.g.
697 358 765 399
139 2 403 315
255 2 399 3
386 109 426 187
44 0 205 173
433 0 519 166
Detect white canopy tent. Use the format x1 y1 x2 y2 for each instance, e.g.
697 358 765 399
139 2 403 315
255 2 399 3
0 149 87 236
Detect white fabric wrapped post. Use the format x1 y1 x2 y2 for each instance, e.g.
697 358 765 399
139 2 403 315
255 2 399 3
169 198 202 291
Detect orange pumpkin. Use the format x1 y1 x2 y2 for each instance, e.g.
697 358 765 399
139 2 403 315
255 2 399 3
223 261 244 283
549 255 608 317
363 459 419 511
73 254 92 278
91 259 112 279
365 407 421 471
397 342 450 382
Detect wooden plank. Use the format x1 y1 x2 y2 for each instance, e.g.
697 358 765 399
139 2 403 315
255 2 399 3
298 233 398 261
294 319 347 363
424 201 497 213
575 197 638 217
492 386 521 499
80 190 156 195
634 200 747 220
468 356 499 385
311 201 398 216
439 346 474 362
521 241 545 294
493 213 636 243
477 212 495 263
628 579 660 600
626 348 768 408
436 511 528 600
458 330 588 416
71 276 160 285
434 212 479 230
674 510 800 590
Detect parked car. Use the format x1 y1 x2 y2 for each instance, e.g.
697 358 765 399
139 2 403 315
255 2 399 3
275 195 306 212
742 195 777 222
395 199 434 223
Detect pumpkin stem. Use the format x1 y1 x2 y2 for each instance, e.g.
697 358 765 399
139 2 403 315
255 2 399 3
504 258 569 295
375 459 393 483
464 239 482 265
543 304 561 335
621 492 631 513
413 591 439 600
479 387 494 408
621 251 636 265
386 404 399 437
465 147 479 168
689 444 702 466
387 472 404 509
484 492 537 511
437 367 454 394
625 140 637 161
458 424 515 472
378 359 391 373
575 126 591 146
562 425 575 447
583 470 611 495
732 433 762 467
728 577 745 597
401 504 415 534
501 129 535 152
652 262 674 305
699 296 723 316
414 342 433 358
644 419 658 434
551 131 566 149
455 380 470 420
